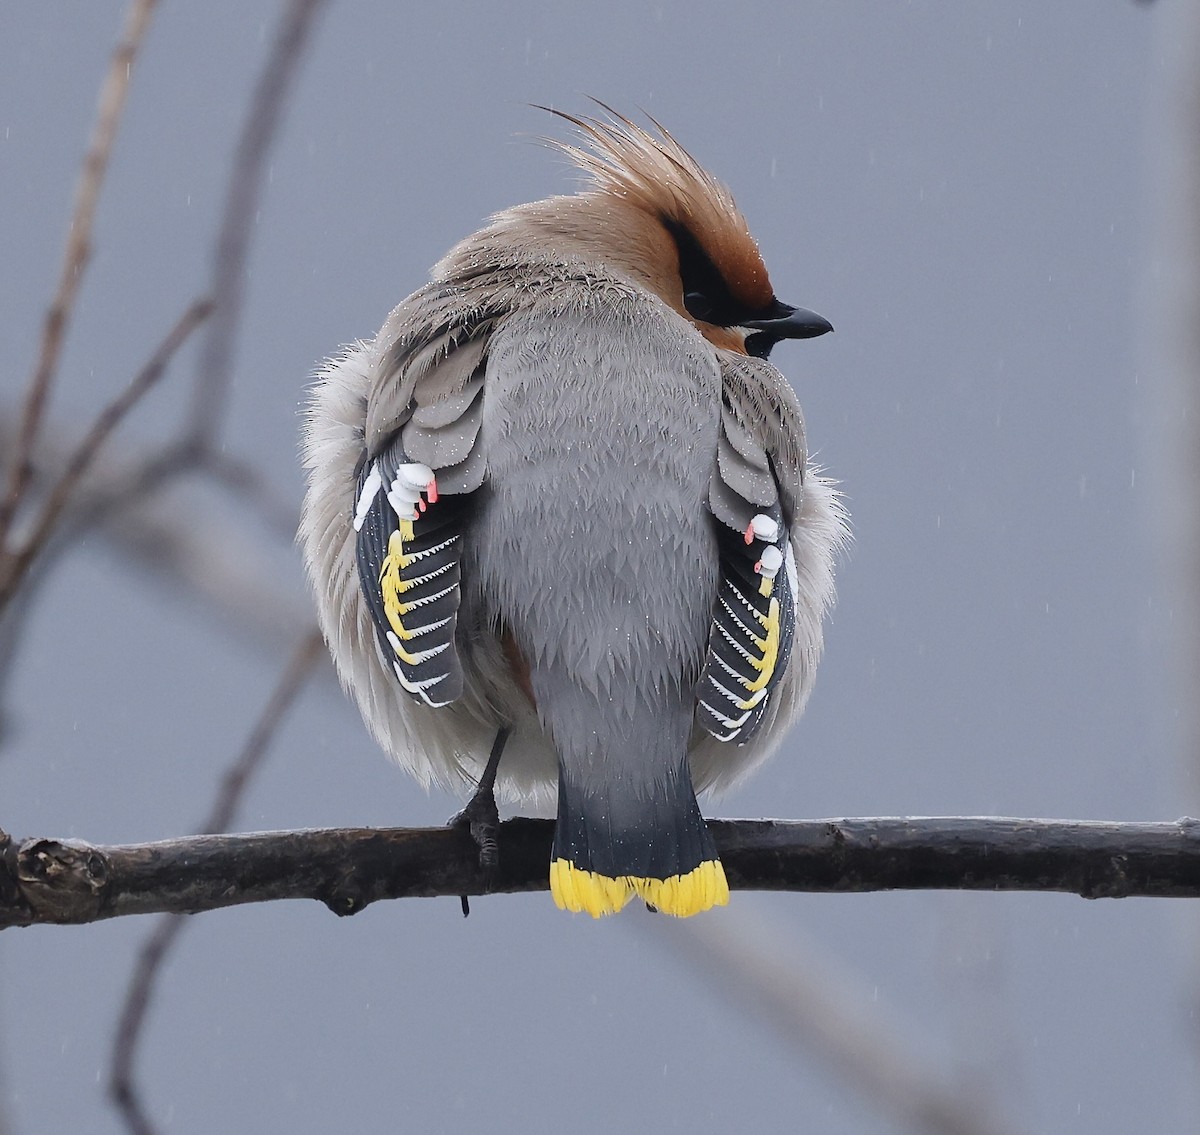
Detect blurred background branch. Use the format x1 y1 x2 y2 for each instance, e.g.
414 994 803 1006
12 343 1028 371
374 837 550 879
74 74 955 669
0 4 329 1129
109 628 322 1135
0 0 160 552
188 0 330 448
649 910 1022 1135
0 301 212 612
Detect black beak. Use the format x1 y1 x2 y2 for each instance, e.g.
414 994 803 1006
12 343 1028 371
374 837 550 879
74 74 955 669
741 301 832 360
742 302 833 340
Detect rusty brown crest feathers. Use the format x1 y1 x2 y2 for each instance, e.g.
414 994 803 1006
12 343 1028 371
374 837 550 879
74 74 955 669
539 103 775 312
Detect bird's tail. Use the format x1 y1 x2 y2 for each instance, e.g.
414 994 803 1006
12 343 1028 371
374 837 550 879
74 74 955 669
541 679 729 918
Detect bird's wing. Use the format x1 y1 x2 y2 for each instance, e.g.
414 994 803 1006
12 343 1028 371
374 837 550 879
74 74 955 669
353 286 496 709
697 353 808 744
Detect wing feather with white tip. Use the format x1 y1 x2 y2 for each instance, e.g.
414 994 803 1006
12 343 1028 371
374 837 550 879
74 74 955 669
353 296 493 709
697 356 806 744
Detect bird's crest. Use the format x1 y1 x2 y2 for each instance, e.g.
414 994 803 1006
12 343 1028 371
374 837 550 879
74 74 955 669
539 102 775 312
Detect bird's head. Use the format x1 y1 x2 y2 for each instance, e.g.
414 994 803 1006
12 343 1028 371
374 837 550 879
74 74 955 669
532 104 832 359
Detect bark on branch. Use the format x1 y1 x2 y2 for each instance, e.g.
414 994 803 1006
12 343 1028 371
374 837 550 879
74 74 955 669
2 816 1198 929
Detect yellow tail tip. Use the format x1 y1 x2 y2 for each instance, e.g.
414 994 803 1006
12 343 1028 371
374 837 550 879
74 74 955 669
550 858 730 918
550 859 634 917
634 860 730 916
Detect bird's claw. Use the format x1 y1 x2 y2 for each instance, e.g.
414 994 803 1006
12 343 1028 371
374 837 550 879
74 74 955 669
451 788 500 871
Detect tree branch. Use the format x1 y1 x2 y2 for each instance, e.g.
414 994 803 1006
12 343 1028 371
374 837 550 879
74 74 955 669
649 912 1022 1135
188 0 329 447
109 629 323 1135
0 405 310 653
0 0 160 549
0 300 212 611
2 816 1198 929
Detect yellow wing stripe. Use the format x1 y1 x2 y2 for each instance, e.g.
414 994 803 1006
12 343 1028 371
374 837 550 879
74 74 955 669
550 858 730 918
741 597 780 694
379 529 414 638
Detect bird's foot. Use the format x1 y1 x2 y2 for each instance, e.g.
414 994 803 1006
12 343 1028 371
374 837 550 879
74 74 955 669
450 784 500 872
451 727 510 916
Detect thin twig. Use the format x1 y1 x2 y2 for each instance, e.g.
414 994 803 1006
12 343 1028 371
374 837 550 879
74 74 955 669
648 910 1023 1135
188 0 329 448
96 494 311 652
108 629 323 1135
0 414 312 740
4 816 1200 930
0 406 297 555
0 0 160 549
0 300 213 613
199 449 301 542
107 917 179 1135
201 629 324 836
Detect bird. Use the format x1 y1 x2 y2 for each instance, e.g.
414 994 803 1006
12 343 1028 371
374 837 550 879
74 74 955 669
299 105 846 918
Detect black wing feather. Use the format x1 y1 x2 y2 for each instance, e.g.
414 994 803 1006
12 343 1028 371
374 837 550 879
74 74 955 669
697 394 797 744
354 439 470 708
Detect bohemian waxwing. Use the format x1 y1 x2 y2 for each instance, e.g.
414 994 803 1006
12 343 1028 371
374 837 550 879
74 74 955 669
299 106 846 918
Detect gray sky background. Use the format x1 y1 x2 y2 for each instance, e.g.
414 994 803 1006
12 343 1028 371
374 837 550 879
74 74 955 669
0 3 1187 1133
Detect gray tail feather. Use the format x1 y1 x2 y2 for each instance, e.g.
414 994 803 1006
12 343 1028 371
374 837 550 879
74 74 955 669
552 766 717 882
538 674 717 882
